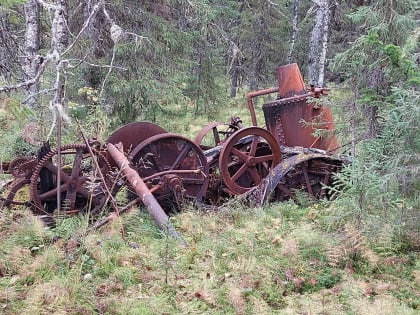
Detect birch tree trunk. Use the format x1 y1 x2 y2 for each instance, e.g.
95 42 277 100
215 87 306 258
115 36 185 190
23 0 40 109
317 0 330 87
51 0 69 53
287 0 300 64
50 0 69 109
307 0 329 86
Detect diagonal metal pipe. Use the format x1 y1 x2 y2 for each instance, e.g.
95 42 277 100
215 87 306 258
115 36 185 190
107 143 187 247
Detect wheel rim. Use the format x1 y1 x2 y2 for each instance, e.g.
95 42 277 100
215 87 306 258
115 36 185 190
29 144 111 215
194 122 239 150
129 133 209 211
274 157 342 203
219 127 281 195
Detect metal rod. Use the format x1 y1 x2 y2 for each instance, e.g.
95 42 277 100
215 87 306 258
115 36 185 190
56 108 62 215
246 87 279 126
107 143 187 247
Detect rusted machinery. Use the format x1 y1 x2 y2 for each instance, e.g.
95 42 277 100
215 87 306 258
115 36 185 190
0 64 345 236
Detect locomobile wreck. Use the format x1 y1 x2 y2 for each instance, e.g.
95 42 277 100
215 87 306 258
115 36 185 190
0 64 346 240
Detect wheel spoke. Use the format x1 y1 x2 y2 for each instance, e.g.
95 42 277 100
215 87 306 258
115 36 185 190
38 183 67 201
212 127 221 145
253 154 274 164
301 164 314 197
249 135 259 156
231 147 249 162
129 134 209 208
66 149 84 208
231 163 248 182
170 141 191 170
43 161 71 183
219 127 281 195
248 167 261 185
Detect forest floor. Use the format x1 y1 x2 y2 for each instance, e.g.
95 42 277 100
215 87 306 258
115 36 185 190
0 91 419 314
0 199 418 314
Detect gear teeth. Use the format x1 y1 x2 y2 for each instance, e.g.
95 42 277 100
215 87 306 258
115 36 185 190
29 144 113 216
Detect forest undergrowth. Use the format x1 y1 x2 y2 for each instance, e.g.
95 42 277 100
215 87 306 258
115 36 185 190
0 91 419 314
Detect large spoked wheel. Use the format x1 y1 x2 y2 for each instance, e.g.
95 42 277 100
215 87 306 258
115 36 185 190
194 122 239 150
273 156 342 203
219 127 281 195
128 133 209 211
29 144 112 216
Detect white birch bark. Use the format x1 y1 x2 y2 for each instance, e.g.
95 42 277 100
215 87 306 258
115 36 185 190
317 0 330 87
50 0 68 110
287 0 300 64
307 0 326 85
23 0 40 109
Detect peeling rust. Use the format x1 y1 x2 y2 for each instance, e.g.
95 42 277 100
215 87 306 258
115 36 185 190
1 63 347 240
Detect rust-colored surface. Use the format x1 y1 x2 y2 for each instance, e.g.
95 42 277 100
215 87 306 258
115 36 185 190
128 133 209 208
262 94 339 151
264 64 339 152
106 122 167 164
1 62 347 236
29 144 110 215
9 157 37 178
249 151 343 206
194 118 242 149
107 143 186 246
276 63 306 98
219 127 281 195
244 63 339 152
246 87 279 126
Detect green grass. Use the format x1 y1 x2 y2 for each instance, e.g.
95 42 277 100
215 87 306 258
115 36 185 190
0 202 418 315
1 86 419 314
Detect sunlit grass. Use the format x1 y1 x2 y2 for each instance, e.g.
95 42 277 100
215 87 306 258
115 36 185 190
0 83 418 314
0 199 419 314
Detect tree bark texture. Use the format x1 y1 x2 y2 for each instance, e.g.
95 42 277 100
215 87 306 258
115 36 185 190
230 56 240 97
51 0 69 54
287 0 300 64
23 0 41 109
249 35 262 91
51 0 69 108
0 11 18 81
307 0 329 86
317 0 330 87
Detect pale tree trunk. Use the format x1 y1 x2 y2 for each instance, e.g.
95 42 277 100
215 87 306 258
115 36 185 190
51 0 69 53
307 0 329 86
23 0 41 109
50 0 69 109
317 0 330 87
230 56 239 97
287 0 300 64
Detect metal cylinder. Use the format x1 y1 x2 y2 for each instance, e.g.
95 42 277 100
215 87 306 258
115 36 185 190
107 143 187 247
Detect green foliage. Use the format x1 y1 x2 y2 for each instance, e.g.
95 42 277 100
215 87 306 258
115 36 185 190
0 0 26 7
347 0 416 45
0 98 38 160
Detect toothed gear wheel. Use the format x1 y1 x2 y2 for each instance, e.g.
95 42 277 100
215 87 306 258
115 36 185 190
29 144 112 216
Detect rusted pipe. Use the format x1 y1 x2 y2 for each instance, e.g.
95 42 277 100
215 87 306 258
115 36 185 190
246 87 279 126
107 143 187 247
